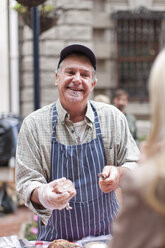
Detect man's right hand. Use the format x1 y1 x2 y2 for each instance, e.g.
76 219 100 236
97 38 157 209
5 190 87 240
37 178 76 210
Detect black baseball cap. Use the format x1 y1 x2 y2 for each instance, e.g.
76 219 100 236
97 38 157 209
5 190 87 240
57 44 96 70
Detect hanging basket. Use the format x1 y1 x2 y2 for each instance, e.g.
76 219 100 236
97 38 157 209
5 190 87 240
40 15 58 33
22 11 58 34
16 0 46 7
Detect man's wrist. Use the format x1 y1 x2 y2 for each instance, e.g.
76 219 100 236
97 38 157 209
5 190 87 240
31 187 41 205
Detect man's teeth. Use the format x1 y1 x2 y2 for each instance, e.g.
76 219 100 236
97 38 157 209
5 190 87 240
70 88 82 91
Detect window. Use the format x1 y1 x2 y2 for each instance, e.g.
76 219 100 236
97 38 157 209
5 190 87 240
112 7 164 100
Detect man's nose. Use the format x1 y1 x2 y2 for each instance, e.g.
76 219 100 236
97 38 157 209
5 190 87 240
119 100 124 105
73 72 81 83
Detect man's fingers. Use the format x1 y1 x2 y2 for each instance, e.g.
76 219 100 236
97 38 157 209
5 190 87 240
56 191 70 200
49 191 75 208
99 166 120 193
49 177 66 188
101 166 119 180
109 167 118 180
69 189 76 198
101 166 111 178
50 190 75 203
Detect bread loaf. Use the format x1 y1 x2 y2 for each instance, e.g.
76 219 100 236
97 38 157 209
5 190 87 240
48 239 81 248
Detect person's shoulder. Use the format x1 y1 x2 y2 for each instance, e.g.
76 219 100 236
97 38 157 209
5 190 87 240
23 102 55 123
92 100 122 114
92 100 127 125
125 113 136 121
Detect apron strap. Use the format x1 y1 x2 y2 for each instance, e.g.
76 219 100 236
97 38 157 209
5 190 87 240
90 101 102 137
52 104 58 141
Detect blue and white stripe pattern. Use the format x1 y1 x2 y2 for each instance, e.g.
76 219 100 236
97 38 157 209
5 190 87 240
37 102 119 241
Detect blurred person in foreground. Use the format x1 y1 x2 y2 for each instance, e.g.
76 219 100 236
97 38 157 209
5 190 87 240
109 49 165 248
16 44 139 242
112 89 137 141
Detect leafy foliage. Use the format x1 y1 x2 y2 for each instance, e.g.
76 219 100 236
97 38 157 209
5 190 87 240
13 3 55 17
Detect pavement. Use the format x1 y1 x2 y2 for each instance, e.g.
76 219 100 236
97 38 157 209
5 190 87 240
0 179 33 239
0 205 33 239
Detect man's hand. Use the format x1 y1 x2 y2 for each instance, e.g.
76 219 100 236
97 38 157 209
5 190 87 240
38 178 76 210
99 166 120 193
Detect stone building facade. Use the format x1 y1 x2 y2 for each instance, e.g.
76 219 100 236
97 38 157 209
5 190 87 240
18 0 165 137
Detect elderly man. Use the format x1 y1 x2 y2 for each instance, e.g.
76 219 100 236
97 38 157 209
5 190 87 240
16 44 139 242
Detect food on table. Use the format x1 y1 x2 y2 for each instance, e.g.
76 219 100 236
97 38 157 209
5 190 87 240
84 241 107 248
48 239 81 248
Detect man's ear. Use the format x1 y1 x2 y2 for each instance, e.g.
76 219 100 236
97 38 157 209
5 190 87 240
90 80 96 92
55 72 59 86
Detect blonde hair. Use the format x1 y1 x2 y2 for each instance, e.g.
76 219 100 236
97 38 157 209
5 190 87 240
146 49 165 156
144 49 165 215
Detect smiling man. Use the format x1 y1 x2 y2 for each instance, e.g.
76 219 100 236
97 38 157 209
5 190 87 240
55 53 96 123
16 44 139 242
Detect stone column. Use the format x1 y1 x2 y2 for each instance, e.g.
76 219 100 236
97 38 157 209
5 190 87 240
0 0 9 113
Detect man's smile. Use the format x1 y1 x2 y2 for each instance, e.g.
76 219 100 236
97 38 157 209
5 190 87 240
67 87 83 92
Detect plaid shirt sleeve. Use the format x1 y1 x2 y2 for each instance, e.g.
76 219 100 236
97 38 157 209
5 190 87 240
16 104 53 225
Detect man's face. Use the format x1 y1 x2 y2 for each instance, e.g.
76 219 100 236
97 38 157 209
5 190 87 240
56 54 96 109
113 95 128 112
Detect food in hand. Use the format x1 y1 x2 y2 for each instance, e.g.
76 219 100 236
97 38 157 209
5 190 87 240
54 179 74 194
98 173 108 180
53 179 75 210
48 239 81 248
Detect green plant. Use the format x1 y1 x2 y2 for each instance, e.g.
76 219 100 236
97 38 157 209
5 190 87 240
12 2 58 33
13 3 55 17
12 3 27 14
24 214 38 241
40 5 54 16
138 135 147 142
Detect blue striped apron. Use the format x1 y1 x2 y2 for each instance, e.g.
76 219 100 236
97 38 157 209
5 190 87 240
38 102 119 241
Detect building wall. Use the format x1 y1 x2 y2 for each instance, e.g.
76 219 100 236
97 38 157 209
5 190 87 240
18 0 165 137
92 0 165 137
19 0 94 116
92 0 165 97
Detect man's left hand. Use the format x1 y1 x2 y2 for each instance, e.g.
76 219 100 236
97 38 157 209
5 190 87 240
99 165 120 193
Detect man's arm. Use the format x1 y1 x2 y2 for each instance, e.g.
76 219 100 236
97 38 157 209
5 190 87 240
99 111 139 193
16 117 52 225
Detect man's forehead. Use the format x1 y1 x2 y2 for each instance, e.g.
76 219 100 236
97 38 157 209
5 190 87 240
116 95 128 100
62 55 93 70
64 66 91 72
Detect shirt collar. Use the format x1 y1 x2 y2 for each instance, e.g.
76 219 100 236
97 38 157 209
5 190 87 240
56 99 94 125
